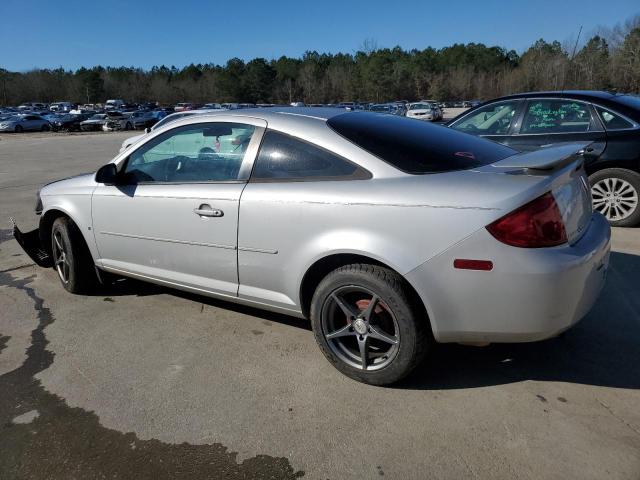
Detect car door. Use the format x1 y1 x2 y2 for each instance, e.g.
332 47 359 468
505 98 607 161
92 119 266 296
23 115 37 131
237 129 372 312
448 99 524 145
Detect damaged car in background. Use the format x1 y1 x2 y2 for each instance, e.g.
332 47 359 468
51 112 93 132
103 111 133 131
11 108 610 386
80 114 108 131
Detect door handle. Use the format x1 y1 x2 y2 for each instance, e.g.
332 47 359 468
194 204 224 217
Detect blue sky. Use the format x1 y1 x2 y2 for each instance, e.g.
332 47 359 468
1 0 638 71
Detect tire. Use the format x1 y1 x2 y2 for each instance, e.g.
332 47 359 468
125 122 132 131
14 125 23 133
41 124 50 132
310 264 430 385
51 217 97 294
589 168 640 227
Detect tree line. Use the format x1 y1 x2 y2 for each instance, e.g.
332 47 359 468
1 15 638 106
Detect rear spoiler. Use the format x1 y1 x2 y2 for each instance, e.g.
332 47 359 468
493 142 591 172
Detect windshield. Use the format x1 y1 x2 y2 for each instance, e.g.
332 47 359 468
409 103 432 110
89 114 106 120
152 112 194 130
328 112 516 174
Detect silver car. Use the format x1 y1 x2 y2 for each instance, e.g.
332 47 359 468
12 108 610 385
406 102 436 121
0 114 51 132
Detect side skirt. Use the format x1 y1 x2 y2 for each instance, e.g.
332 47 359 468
99 264 307 319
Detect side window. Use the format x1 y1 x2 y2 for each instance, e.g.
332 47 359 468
521 100 591 134
251 130 367 181
595 106 634 130
452 101 520 135
123 122 256 183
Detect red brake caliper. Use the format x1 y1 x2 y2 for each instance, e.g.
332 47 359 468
352 299 384 322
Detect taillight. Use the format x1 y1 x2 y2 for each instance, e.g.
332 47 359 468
487 192 567 248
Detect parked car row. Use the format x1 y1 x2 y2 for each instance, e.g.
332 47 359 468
0 107 169 133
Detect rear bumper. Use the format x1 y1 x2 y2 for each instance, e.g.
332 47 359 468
405 213 611 343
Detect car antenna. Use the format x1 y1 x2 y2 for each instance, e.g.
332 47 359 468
562 25 583 93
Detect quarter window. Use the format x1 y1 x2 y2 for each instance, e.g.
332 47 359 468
595 106 634 130
251 130 367 181
452 101 520 135
123 122 256 183
521 100 591 134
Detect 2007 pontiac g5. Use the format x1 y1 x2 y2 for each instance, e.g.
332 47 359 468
13 107 610 385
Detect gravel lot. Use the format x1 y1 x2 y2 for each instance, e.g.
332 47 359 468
1 131 639 479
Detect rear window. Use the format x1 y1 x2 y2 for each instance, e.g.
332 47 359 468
327 112 516 174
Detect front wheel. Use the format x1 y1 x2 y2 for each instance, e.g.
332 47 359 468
51 217 97 293
310 264 430 385
14 125 23 133
590 168 640 227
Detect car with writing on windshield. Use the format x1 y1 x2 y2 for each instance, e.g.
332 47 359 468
448 91 640 227
12 108 610 386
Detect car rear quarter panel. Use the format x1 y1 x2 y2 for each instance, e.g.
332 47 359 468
236 172 547 312
589 129 640 174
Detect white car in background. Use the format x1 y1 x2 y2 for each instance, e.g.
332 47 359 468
406 102 437 121
420 100 443 120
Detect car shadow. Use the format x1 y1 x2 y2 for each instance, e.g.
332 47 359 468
399 251 640 390
91 251 639 390
93 276 311 331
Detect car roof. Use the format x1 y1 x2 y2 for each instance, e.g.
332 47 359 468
145 107 353 142
174 106 346 123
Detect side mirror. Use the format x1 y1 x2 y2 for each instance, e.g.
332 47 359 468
95 163 118 184
144 127 151 134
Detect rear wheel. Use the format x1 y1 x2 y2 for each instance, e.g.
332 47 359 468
310 264 430 385
589 168 640 227
125 122 132 130
41 124 50 132
14 125 23 133
51 217 97 293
